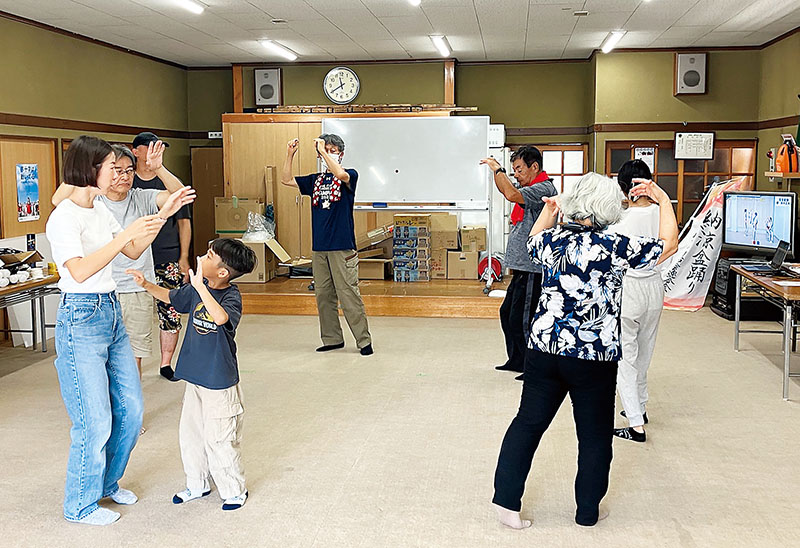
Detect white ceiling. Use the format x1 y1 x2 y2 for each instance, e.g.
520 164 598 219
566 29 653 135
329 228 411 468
3 0 799 66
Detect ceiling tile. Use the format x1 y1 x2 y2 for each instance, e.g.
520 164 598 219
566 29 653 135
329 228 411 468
674 0 753 27
715 0 800 32
692 31 753 46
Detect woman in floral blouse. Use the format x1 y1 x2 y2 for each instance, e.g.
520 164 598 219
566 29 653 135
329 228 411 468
492 172 678 528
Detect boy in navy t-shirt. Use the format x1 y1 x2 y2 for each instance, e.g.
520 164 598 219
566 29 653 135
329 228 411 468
128 238 256 511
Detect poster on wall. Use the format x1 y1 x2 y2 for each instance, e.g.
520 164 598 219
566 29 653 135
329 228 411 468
633 147 655 173
15 163 41 222
675 132 714 160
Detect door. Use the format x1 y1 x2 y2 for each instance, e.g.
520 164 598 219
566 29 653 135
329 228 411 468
191 147 224 254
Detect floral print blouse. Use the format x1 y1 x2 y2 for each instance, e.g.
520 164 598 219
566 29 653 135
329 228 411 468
527 226 663 361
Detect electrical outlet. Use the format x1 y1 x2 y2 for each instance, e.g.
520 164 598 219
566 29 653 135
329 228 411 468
208 131 223 139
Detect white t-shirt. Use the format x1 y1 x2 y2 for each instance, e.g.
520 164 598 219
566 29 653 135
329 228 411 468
46 199 124 293
609 204 661 279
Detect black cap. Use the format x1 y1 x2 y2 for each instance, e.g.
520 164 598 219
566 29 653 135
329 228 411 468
132 131 169 148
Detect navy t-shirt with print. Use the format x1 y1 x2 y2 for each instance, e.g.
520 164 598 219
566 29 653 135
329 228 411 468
296 169 358 252
527 226 663 362
168 281 242 390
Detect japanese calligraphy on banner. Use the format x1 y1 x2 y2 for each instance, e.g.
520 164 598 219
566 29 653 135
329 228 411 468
660 176 752 311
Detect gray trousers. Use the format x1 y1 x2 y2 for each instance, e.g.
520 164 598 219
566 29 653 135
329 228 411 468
312 250 372 349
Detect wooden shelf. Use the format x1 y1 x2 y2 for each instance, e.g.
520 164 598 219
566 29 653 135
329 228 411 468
765 172 800 179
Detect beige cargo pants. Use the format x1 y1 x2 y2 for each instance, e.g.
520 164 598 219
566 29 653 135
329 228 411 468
179 382 246 500
312 250 372 349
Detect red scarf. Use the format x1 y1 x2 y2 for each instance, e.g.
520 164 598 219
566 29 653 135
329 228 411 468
511 171 550 225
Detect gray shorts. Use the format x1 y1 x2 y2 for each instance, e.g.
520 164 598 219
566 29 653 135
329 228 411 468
118 291 154 358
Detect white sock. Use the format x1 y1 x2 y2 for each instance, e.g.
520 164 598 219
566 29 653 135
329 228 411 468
494 503 532 529
173 487 210 504
72 507 120 526
222 491 248 511
110 487 138 505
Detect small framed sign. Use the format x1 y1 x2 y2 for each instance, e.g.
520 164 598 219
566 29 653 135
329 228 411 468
674 131 715 160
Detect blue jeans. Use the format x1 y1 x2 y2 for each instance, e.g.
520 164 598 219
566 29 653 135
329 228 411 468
54 292 143 521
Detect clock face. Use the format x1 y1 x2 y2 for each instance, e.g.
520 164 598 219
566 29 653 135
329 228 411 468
324 67 360 105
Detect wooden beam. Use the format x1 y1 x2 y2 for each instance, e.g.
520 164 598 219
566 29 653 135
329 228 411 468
232 65 243 113
444 60 455 105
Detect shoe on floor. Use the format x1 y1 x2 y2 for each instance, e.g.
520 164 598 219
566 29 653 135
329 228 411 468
172 488 212 504
575 506 609 527
109 487 138 505
69 507 120 526
515 373 524 381
160 365 176 381
495 363 524 372
359 344 374 356
316 342 344 352
620 409 648 424
613 427 646 443
222 491 248 511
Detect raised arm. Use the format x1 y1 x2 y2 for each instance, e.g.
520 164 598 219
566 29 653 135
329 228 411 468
281 138 300 187
51 183 76 207
127 268 171 303
144 141 186 208
629 178 679 264
315 139 350 184
121 186 196 260
530 196 560 237
480 157 523 204
189 256 229 326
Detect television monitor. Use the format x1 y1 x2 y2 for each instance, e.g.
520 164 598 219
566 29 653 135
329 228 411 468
722 191 795 258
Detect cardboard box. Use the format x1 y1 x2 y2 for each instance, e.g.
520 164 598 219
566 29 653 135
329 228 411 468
430 213 459 250
430 248 448 279
447 251 479 279
393 269 430 282
393 237 431 249
0 250 43 269
393 213 431 228
393 258 430 271
460 226 487 252
394 225 430 238
356 224 393 251
359 258 391 280
232 238 291 284
358 248 385 259
215 198 265 234
392 247 430 260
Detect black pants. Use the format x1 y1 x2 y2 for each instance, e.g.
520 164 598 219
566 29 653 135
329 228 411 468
498 271 542 371
492 349 618 526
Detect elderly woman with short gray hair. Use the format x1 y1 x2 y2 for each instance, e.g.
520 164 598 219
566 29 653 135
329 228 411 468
491 172 678 528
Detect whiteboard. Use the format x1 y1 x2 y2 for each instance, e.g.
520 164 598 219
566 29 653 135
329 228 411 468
321 117 490 204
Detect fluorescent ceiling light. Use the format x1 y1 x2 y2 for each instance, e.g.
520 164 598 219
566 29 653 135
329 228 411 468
430 35 451 57
175 0 205 14
260 40 298 61
408 0 422 6
600 30 626 53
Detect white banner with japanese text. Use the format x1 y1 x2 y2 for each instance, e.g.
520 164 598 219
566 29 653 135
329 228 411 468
661 176 751 311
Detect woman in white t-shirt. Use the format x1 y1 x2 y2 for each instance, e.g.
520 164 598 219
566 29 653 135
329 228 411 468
609 159 665 443
45 136 194 525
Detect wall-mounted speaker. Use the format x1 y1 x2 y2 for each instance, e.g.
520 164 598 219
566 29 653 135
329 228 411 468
674 53 707 96
255 68 282 106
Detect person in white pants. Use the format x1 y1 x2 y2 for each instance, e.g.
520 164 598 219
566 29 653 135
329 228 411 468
609 159 665 443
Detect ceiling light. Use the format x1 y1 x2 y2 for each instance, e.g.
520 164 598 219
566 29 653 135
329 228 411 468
574 10 589 16
408 0 422 6
600 30 626 53
271 18 287 24
174 0 204 14
260 40 298 61
430 35 451 57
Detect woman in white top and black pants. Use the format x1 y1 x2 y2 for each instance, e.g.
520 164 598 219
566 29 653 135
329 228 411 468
45 136 194 525
610 160 665 443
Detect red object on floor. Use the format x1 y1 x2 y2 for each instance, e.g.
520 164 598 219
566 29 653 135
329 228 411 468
479 255 502 281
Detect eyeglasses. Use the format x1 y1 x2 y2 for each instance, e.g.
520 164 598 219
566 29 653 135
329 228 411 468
114 167 135 176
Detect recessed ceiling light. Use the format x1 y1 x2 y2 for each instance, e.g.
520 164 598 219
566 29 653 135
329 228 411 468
574 10 589 16
271 18 287 24
174 0 204 15
430 35 451 57
409 0 422 6
260 40 298 61
600 30 627 53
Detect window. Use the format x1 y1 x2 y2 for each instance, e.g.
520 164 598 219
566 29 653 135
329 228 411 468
536 144 588 194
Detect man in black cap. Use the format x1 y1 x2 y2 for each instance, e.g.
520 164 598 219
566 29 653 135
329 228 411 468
132 131 192 380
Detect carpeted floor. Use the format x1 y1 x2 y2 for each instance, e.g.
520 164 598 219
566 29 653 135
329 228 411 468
1 308 799 547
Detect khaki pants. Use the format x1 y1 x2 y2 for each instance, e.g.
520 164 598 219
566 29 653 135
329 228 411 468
312 250 372 349
118 291 153 358
179 382 246 500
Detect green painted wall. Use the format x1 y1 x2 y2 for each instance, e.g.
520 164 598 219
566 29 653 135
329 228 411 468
594 51 760 124
188 70 232 132
758 32 800 122
456 62 592 130
241 63 444 109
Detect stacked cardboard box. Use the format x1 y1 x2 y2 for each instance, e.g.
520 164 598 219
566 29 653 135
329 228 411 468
429 213 459 279
355 223 394 280
393 214 431 282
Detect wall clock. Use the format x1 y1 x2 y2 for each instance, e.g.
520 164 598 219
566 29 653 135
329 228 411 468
323 66 360 105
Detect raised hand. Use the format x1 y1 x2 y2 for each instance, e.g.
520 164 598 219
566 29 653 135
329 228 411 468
159 186 196 219
127 214 166 241
314 138 326 155
542 195 561 215
189 255 205 290
125 268 146 287
480 157 502 172
145 140 166 171
630 178 668 204
287 138 299 156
